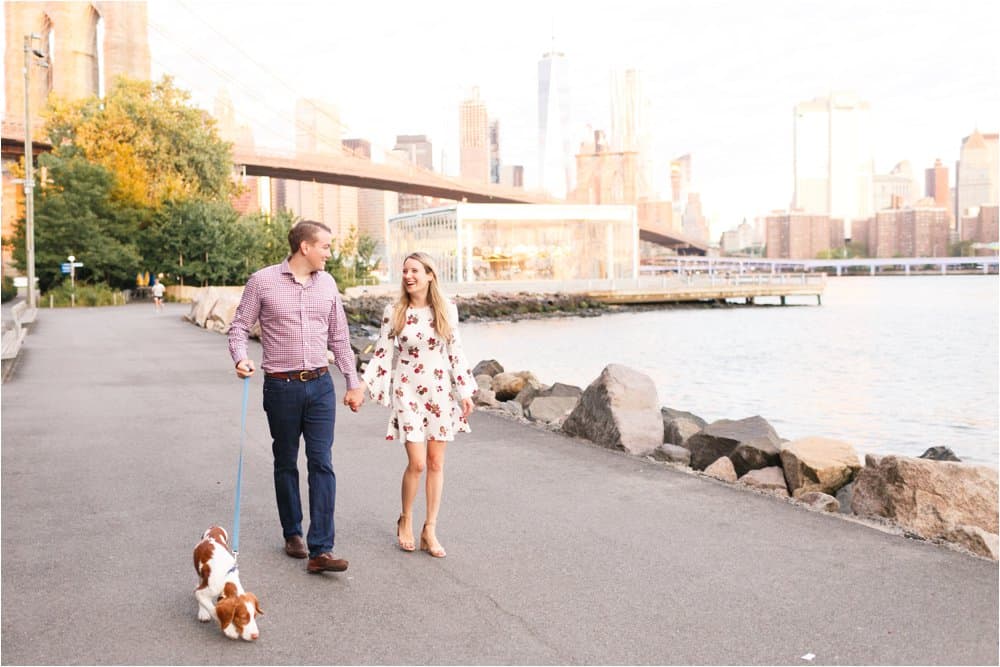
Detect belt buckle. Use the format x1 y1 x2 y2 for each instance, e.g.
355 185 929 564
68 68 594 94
298 370 310 382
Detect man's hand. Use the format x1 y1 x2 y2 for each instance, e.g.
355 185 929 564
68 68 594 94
235 359 255 378
344 387 364 412
461 397 474 419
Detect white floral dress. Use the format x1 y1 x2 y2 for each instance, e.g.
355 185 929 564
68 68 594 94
362 301 476 442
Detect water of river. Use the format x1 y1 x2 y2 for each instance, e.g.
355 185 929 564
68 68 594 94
459 275 999 466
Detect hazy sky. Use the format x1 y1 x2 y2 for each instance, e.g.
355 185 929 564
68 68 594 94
147 0 999 236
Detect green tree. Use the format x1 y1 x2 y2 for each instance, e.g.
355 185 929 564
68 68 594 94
845 240 867 258
43 76 234 208
238 209 298 272
11 153 145 291
816 241 867 259
328 226 379 287
142 199 243 286
949 240 975 257
355 234 381 277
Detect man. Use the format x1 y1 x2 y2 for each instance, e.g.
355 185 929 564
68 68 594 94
228 220 364 573
151 279 165 312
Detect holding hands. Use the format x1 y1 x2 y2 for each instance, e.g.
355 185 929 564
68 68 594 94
235 360 364 414
344 387 364 413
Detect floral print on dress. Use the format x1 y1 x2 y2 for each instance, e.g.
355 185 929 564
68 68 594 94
361 301 475 442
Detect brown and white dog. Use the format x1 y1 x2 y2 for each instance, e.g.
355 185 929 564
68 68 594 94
193 526 262 641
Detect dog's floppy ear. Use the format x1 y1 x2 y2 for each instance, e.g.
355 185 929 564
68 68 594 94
246 593 263 616
221 581 239 600
215 597 237 630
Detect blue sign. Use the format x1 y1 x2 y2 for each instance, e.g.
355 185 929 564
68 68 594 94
60 263 71 274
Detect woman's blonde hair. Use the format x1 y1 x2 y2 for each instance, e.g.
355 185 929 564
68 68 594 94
390 252 453 341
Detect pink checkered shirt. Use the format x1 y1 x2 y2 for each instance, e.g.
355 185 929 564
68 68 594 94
228 259 359 388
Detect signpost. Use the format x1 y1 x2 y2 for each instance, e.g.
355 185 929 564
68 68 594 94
64 255 83 289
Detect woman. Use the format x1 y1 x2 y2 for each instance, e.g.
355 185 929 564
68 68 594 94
362 252 475 557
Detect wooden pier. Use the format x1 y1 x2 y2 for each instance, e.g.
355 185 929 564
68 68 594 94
583 274 826 305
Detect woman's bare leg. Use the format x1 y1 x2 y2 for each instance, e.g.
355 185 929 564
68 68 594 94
398 440 426 550
421 438 447 556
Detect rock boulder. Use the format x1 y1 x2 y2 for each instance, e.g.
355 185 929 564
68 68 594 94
796 491 840 513
472 359 504 377
685 416 781 471
780 437 861 497
186 287 223 327
525 395 579 425
738 466 790 497
941 525 999 560
653 443 691 466
562 364 661 457
205 292 241 334
661 407 707 447
851 455 999 555
537 382 583 399
730 438 782 477
918 446 962 462
704 456 737 482
492 371 540 401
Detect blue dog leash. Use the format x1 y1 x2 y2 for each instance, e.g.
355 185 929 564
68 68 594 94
231 375 250 567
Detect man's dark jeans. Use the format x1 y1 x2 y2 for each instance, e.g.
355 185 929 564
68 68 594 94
263 372 337 557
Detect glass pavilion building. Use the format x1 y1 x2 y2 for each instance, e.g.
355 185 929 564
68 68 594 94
386 204 638 284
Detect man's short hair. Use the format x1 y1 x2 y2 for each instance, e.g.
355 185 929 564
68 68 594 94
288 220 332 255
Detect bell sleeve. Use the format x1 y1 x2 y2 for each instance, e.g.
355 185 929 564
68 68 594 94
361 304 395 407
444 301 476 402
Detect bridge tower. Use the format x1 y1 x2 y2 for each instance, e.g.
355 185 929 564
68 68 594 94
2 1 150 274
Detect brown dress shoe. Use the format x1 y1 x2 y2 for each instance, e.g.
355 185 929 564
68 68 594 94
307 552 349 573
284 535 308 559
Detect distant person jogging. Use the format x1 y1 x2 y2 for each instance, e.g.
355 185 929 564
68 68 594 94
151 280 165 312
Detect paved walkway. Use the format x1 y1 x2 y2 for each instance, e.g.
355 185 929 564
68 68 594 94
2 303 997 665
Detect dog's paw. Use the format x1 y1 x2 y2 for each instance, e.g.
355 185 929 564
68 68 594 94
197 608 211 622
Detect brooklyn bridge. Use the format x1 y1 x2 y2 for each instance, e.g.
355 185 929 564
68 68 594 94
1 119 709 254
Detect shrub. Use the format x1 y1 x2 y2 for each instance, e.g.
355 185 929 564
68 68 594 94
1 275 15 303
43 282 124 307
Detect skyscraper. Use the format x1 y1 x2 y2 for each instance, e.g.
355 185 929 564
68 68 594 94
394 135 434 213
459 87 489 184
345 138 395 258
537 48 572 198
793 92 874 230
500 165 524 188
287 99 343 237
955 130 999 235
296 99 342 155
489 120 501 184
925 158 950 210
873 161 917 211
670 154 692 207
610 68 653 198
394 135 434 170
343 138 371 159
214 89 259 215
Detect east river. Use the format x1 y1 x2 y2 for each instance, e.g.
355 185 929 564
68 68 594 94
459 275 999 467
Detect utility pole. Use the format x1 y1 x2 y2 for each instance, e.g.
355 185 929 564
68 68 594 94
23 33 48 309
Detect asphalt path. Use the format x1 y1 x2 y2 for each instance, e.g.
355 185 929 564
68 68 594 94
2 303 997 665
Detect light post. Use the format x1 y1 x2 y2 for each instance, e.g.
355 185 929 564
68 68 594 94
68 254 76 290
23 33 48 309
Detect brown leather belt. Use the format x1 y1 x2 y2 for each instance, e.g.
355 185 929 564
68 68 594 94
265 367 329 382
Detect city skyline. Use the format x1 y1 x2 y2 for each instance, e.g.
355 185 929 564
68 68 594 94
139 0 1000 238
